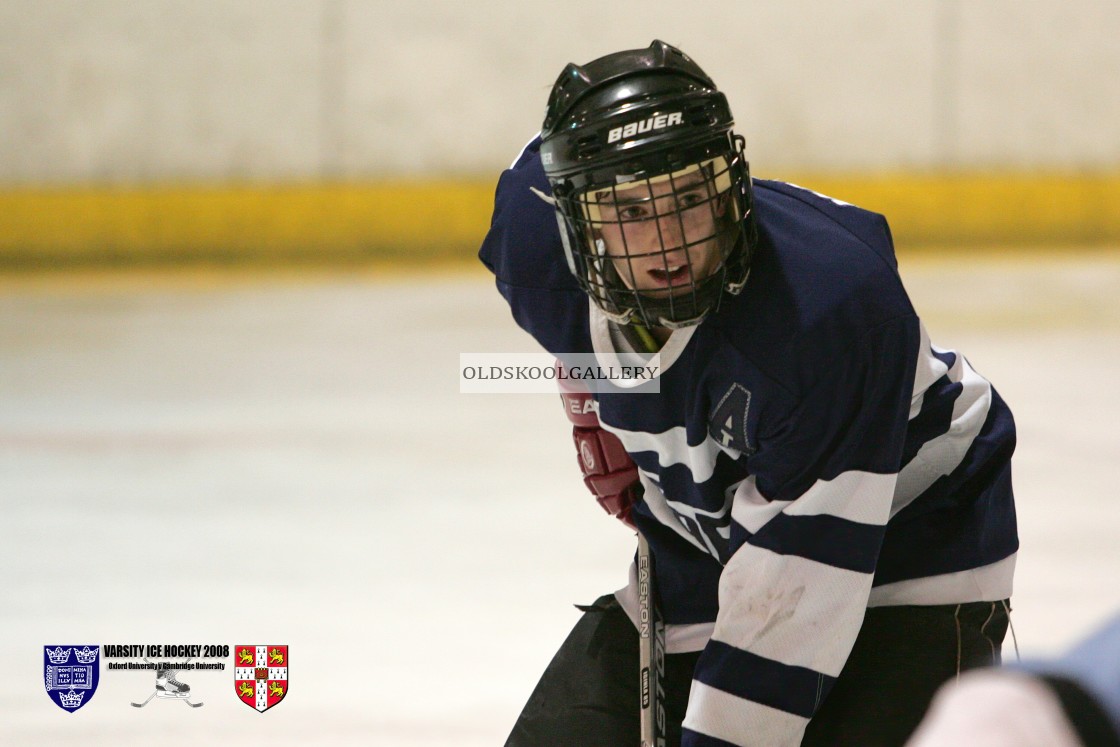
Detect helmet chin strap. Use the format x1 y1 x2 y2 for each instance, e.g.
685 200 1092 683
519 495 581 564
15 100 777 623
656 310 709 330
626 309 703 354
601 306 635 325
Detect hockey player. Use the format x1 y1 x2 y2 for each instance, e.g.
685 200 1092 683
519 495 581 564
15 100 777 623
479 40 1018 747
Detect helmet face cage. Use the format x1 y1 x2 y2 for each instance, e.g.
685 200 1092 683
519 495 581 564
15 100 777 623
555 135 752 329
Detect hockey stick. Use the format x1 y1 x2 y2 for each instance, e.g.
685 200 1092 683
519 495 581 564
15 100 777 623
637 530 666 747
130 691 156 708
131 657 159 707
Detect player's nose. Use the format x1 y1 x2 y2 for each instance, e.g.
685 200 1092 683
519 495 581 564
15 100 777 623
652 210 686 249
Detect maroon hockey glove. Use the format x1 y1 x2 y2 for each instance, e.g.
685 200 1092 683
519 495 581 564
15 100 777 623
559 382 641 529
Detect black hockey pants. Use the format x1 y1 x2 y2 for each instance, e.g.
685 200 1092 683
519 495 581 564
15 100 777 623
505 594 1010 747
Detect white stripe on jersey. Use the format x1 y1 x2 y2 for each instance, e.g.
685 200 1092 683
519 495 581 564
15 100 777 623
614 554 1017 654
684 681 809 746
602 422 727 483
909 322 950 418
729 475 788 532
892 331 993 518
731 471 895 533
713 546 875 676
868 553 1016 607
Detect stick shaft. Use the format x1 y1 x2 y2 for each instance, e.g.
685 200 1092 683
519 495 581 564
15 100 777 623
637 531 665 747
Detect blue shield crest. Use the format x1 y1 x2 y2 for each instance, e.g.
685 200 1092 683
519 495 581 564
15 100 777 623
44 645 100 712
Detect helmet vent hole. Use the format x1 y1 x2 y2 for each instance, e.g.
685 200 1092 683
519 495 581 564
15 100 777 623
576 134 601 159
686 102 718 127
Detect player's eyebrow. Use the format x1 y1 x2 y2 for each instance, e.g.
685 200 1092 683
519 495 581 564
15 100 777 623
598 192 652 206
596 175 709 206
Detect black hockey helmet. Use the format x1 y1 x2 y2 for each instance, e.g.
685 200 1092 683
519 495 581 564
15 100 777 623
539 40 754 329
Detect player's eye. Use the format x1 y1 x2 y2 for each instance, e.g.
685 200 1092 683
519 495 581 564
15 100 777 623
617 204 651 221
677 191 707 209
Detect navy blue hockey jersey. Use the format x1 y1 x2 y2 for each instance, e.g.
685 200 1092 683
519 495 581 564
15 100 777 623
479 137 1018 746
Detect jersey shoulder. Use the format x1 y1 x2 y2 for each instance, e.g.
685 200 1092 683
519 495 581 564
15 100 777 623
706 179 917 391
477 136 590 354
478 136 576 292
753 178 900 272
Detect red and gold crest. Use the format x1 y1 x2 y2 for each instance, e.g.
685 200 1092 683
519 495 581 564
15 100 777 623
234 645 287 712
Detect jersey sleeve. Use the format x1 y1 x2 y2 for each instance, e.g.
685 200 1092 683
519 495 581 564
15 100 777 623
477 137 588 355
681 313 921 747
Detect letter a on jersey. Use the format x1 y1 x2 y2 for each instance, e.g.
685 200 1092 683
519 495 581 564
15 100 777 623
709 384 754 455
234 645 288 712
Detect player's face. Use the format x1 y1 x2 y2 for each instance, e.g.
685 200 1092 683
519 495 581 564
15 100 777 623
591 168 729 298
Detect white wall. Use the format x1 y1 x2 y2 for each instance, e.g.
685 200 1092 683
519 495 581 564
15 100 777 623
2 0 1118 183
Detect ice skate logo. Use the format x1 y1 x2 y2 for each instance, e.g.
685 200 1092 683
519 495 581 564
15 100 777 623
44 645 100 713
234 645 288 713
130 658 203 708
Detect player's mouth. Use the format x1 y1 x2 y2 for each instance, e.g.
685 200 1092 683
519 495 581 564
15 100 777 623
646 264 691 288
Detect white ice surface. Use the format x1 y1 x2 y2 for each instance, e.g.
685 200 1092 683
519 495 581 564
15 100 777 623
1 255 1118 745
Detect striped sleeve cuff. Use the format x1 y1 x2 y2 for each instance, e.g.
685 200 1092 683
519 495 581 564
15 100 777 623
683 681 809 747
694 640 834 718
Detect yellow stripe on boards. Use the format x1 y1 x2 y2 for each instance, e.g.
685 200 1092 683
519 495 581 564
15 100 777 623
1 174 1118 267
772 172 1120 247
0 182 496 266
